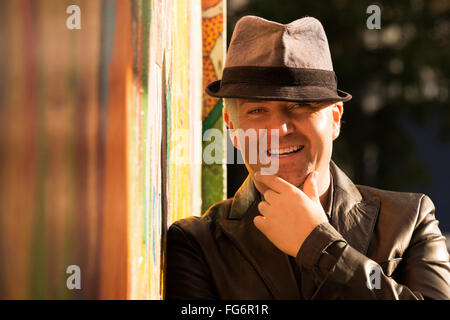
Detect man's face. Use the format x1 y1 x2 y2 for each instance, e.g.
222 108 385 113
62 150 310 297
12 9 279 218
225 99 343 188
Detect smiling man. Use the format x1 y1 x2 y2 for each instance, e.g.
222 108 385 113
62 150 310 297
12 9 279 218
165 16 450 300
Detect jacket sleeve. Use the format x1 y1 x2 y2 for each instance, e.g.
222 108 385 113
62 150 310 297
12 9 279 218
295 195 450 300
164 222 219 300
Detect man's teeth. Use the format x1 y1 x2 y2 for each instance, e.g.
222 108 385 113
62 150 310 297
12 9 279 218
269 145 302 155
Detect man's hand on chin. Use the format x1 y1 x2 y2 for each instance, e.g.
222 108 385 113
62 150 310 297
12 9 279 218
253 171 329 257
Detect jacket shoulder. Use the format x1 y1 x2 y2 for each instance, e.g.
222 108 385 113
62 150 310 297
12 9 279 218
169 198 233 237
357 184 427 205
356 184 434 221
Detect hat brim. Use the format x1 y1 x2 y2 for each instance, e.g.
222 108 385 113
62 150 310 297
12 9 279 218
206 80 352 103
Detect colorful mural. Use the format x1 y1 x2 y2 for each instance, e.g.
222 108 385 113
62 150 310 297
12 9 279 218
0 0 225 300
201 0 227 213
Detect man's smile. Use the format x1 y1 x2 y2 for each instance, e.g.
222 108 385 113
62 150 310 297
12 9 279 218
267 145 304 158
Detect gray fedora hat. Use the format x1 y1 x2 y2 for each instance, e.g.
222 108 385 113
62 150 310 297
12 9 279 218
206 16 352 103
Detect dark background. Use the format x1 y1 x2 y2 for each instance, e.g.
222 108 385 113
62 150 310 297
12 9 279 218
226 0 450 233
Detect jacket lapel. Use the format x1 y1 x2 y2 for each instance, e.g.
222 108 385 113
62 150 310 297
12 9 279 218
306 161 381 300
329 161 380 255
218 177 302 299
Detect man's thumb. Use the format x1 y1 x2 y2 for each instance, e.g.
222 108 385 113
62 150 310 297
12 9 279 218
303 171 320 204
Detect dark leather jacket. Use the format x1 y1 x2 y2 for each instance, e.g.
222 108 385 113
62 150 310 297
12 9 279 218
165 161 450 299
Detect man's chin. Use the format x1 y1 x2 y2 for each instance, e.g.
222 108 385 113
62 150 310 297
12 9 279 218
273 172 307 188
249 163 309 187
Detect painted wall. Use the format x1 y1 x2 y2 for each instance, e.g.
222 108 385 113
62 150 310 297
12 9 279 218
201 0 227 213
0 0 226 299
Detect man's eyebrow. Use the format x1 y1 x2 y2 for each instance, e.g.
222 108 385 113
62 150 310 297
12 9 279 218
297 102 332 108
241 99 264 104
288 102 315 107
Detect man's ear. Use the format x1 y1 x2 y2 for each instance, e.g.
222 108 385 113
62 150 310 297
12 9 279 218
332 102 344 140
223 108 238 149
223 108 234 130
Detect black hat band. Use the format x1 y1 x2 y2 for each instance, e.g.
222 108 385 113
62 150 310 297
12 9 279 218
221 66 337 89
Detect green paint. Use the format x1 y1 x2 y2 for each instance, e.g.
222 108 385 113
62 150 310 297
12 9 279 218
202 99 223 135
201 114 227 213
141 0 150 246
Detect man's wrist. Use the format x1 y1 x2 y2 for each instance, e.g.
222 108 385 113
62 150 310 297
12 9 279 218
295 222 346 272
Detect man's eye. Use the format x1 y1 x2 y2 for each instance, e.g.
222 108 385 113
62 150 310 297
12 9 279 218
289 104 302 110
248 108 264 114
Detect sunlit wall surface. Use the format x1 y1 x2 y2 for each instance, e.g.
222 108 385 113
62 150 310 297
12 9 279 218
0 0 225 299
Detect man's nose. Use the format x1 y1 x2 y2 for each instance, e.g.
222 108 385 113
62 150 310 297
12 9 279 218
269 113 294 136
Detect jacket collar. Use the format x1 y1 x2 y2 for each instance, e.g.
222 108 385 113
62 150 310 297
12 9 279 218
329 160 381 254
218 160 380 299
228 174 260 219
